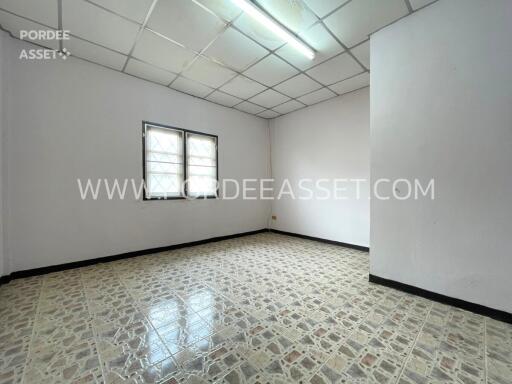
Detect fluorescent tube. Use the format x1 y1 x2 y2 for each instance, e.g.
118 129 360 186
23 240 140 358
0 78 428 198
231 0 315 60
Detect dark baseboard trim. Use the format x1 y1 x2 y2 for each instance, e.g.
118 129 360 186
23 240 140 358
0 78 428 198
369 274 512 324
269 229 370 252
0 229 268 286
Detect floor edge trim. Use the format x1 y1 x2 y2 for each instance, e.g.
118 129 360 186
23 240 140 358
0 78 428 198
369 274 512 324
0 229 268 285
268 229 370 252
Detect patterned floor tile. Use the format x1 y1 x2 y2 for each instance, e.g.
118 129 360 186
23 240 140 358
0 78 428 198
0 233 510 384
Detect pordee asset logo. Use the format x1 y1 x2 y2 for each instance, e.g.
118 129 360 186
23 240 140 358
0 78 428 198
18 30 71 60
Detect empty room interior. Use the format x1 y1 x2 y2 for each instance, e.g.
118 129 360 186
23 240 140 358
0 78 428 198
1 0 511 383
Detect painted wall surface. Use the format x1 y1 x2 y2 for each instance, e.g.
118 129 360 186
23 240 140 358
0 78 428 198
0 33 5 276
270 88 370 247
371 0 512 312
3 37 270 274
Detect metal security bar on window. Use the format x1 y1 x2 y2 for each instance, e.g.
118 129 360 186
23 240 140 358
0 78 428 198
186 133 218 197
143 122 218 200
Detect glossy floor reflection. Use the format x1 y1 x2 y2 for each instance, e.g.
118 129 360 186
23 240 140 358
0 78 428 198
0 233 511 383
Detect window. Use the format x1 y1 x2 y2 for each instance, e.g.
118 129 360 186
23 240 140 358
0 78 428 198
143 122 218 200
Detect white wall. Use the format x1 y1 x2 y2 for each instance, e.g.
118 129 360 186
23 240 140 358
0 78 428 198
0 32 5 276
270 88 370 247
371 0 512 312
3 37 270 274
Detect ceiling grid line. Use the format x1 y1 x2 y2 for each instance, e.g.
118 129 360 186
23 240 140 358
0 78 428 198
0 0 439 118
120 0 159 72
0 0 363 115
404 0 414 13
57 0 63 51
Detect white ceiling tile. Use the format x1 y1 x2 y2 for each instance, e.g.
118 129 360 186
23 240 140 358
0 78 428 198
132 30 196 74
234 102 266 115
409 0 437 10
328 72 369 95
206 91 242 107
324 0 409 47
351 40 370 69
297 87 337 105
244 55 298 87
249 89 290 108
147 0 225 51
257 0 317 34
183 56 237 88
0 0 58 28
125 58 177 85
85 0 153 24
233 13 283 51
302 0 350 18
274 74 322 98
258 110 280 119
64 36 127 70
204 27 268 71
0 10 59 49
171 76 213 98
272 100 304 114
275 23 344 70
220 75 266 100
63 0 140 54
193 0 242 22
306 53 362 85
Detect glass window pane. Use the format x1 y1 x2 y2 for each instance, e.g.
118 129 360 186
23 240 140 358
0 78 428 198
186 133 217 196
145 125 184 198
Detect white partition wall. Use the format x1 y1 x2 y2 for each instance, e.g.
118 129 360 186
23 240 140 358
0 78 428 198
370 0 512 312
270 88 370 247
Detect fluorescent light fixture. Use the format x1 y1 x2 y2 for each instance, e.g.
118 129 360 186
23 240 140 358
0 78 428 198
231 0 315 60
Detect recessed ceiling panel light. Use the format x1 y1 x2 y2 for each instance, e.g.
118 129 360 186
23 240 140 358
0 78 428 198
231 0 315 60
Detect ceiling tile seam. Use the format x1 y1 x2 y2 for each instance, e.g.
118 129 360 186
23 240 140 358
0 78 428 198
296 0 368 71
83 0 143 26
318 0 353 21
0 4 366 113
79 0 367 81
270 84 370 119
62 9 357 94
167 22 235 89
411 0 441 12
260 68 369 112
365 1 441 44
68 33 128 56
109 0 350 103
326 70 369 93
190 0 242 23
0 26 266 120
0 21 273 120
0 24 57 51
57 0 63 51
5 0 365 80
404 0 414 13
121 0 159 72
294 1 368 73
166 11 243 89
367 10 423 41
218 23 328 91
0 0 376 118
251 0 317 53
0 7 56 30
321 21 368 72
172 7 328 96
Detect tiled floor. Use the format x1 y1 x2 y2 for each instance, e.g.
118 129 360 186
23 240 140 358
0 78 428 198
0 233 511 384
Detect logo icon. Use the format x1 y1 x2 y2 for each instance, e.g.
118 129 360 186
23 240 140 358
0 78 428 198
58 48 71 60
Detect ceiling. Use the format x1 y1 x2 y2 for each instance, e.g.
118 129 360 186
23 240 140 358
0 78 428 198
0 0 437 119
